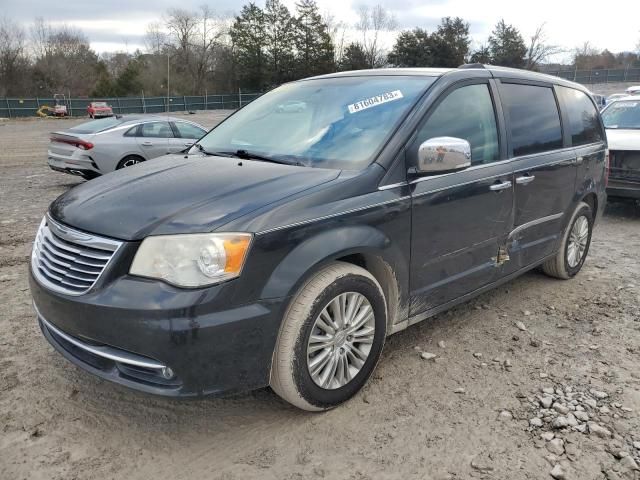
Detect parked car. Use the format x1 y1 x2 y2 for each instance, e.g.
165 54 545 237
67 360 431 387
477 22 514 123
590 92 606 110
625 86 640 96
47 115 208 179
30 66 606 411
87 101 113 118
608 93 628 103
601 96 640 198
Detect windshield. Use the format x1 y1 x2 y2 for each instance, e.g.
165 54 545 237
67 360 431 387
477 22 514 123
68 117 124 134
196 76 435 169
92 102 108 107
602 101 640 129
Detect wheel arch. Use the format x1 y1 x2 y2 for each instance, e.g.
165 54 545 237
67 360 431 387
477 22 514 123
260 225 408 333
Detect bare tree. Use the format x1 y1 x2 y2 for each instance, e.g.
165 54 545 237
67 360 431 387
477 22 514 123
524 23 562 70
356 5 396 68
144 22 168 55
0 17 29 96
323 12 347 66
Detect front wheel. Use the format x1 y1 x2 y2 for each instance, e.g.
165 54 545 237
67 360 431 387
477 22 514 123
271 262 387 411
116 155 144 169
542 201 593 279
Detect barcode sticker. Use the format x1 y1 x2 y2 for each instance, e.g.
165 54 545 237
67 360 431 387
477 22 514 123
348 90 404 114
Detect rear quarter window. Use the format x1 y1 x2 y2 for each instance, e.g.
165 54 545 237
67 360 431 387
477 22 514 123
558 87 604 146
500 83 563 157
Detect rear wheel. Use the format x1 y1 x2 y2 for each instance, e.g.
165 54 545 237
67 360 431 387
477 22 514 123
271 262 387 411
542 201 593 279
117 155 144 169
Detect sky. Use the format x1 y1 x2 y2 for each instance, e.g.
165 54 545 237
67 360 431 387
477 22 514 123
3 0 639 60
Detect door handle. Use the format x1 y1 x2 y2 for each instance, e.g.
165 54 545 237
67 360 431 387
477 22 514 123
515 175 535 185
490 181 512 191
141 141 153 146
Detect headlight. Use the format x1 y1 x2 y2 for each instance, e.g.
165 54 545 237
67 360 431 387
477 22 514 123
130 233 252 287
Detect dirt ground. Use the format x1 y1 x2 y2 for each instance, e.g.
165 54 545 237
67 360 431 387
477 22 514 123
1 113 639 480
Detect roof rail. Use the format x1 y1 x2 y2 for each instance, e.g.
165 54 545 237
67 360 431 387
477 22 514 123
458 63 486 69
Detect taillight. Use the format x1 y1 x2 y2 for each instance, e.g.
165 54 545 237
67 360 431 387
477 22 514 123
50 136 94 150
604 149 610 187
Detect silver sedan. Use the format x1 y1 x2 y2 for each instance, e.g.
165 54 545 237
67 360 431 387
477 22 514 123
47 116 208 179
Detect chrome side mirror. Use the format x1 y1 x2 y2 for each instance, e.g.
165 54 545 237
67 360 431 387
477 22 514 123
416 136 471 174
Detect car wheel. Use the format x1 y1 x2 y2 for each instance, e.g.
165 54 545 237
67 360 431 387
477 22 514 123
271 262 387 411
117 155 144 169
542 201 593 279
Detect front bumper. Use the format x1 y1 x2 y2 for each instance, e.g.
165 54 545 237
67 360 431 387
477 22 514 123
30 268 287 397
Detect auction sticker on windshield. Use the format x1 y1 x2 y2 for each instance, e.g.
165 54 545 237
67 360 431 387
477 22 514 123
348 90 404 114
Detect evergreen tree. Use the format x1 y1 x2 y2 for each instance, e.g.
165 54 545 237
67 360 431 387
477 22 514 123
431 17 470 67
339 43 368 71
488 19 527 68
263 0 295 85
469 45 491 64
230 3 266 90
387 29 433 67
294 0 334 77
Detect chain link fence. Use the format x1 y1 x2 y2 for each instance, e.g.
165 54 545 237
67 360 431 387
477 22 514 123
0 92 263 118
540 68 640 84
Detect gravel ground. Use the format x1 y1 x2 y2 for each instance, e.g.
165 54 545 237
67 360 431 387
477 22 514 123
1 113 640 480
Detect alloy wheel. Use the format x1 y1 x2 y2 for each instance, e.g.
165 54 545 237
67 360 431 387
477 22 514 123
567 215 589 268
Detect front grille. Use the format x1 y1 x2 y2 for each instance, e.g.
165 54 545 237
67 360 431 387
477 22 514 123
32 216 121 295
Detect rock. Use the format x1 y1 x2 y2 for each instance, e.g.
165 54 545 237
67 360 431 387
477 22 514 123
503 359 512 369
552 416 569 429
530 418 543 427
545 454 558 466
515 321 527 331
554 404 570 415
575 405 584 411
574 411 589 422
531 339 541 348
512 335 520 341
566 413 578 427
590 389 609 399
565 442 581 461
473 352 483 358
573 424 587 433
588 422 612 438
523 310 532 316
540 372 549 378
599 406 611 415
633 441 640 450
619 455 639 471
550 464 566 479
454 387 465 394
438 341 446 349
621 407 633 412
542 387 555 395
584 398 598 409
470 456 494 472
547 438 565 455
420 352 437 360
498 410 513 421
541 432 555 441
540 396 554 409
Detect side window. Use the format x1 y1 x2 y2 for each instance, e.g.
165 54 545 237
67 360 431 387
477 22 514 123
558 87 604 146
173 122 206 139
124 125 139 137
412 84 499 166
140 122 174 138
500 83 563 157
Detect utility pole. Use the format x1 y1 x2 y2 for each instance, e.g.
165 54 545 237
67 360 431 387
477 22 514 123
167 51 170 113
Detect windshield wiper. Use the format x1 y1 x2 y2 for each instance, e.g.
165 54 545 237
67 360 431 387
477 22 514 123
216 149 305 166
194 143 219 156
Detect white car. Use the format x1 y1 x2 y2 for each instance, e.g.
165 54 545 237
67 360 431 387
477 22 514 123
48 116 207 180
625 86 640 96
601 96 640 199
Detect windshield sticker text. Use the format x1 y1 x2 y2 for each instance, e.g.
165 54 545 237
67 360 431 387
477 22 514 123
348 90 404 114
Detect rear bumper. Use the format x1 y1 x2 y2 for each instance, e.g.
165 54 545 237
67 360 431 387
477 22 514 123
48 150 100 177
607 179 640 199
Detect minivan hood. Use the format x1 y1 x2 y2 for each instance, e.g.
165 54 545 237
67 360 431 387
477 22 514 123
606 128 640 150
50 154 340 240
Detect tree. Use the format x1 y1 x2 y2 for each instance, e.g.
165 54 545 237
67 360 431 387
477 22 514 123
263 0 296 85
430 17 470 67
144 22 168 55
387 28 433 67
339 42 368 71
356 5 396 68
294 0 334 77
524 23 561 70
469 44 491 64
0 18 30 96
230 2 267 90
488 19 527 68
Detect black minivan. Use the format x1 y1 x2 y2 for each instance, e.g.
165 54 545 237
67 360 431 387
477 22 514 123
30 65 607 411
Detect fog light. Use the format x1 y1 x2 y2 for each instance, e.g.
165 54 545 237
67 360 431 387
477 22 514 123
161 367 174 379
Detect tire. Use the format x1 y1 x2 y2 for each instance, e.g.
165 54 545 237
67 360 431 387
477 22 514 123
116 155 144 170
542 201 593 279
80 172 99 181
271 262 387 411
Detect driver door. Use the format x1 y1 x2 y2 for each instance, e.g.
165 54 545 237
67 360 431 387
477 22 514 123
409 81 514 318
